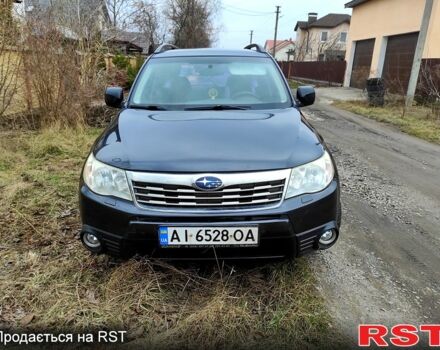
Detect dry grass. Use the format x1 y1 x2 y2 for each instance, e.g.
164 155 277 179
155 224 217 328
333 100 440 144
288 80 303 90
0 127 339 349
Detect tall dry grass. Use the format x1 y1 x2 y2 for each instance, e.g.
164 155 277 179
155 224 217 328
1 1 109 128
22 17 107 128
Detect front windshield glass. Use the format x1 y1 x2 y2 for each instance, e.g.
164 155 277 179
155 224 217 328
129 56 292 110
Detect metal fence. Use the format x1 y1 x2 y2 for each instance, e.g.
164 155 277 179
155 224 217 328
277 61 347 85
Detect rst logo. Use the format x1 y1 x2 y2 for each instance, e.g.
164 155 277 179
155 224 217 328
358 324 440 347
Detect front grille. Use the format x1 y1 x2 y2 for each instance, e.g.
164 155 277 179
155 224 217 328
131 178 286 209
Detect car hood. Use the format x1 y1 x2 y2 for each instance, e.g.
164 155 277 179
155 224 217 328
93 108 324 172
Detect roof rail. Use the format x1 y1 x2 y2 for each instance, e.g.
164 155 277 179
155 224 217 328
244 43 265 53
154 44 179 54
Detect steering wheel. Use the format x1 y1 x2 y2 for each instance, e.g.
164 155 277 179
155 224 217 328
232 91 259 100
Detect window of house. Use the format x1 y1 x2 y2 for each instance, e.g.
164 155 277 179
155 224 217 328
320 31 328 42
340 32 347 43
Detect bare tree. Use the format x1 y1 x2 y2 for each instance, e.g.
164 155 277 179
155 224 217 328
105 0 134 29
20 0 108 127
165 0 219 48
295 31 345 62
317 33 345 61
47 0 107 41
418 62 440 119
131 0 164 53
292 38 307 62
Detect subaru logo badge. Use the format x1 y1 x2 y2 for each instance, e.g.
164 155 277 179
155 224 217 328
193 176 223 191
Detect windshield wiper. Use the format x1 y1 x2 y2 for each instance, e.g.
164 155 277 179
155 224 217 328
185 105 250 111
131 105 167 111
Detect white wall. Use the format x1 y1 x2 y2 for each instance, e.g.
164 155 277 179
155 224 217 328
274 43 296 61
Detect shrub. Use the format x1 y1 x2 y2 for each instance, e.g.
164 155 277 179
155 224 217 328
21 15 107 128
111 53 144 89
112 53 131 70
127 55 144 87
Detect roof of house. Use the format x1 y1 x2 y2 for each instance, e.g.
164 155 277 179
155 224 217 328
295 21 309 31
294 13 351 31
264 39 295 53
103 29 150 53
345 0 370 8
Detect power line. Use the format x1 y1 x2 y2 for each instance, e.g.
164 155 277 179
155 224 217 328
257 15 277 30
278 14 297 28
222 3 273 15
221 6 272 17
222 8 272 17
219 29 250 33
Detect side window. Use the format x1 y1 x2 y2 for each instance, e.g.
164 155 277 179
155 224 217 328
340 32 347 43
320 31 328 42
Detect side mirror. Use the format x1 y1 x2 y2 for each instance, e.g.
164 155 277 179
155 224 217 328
296 86 315 107
105 87 124 108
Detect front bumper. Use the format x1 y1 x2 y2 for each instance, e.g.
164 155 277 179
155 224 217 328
79 179 341 260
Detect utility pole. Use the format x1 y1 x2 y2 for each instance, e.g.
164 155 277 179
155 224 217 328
406 0 434 107
249 30 254 44
286 48 295 79
272 6 281 57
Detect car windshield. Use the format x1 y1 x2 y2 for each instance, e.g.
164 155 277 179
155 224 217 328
129 56 292 110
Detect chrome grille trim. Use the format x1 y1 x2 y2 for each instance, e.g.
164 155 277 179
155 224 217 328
126 169 291 213
136 197 282 207
135 190 284 200
131 183 284 193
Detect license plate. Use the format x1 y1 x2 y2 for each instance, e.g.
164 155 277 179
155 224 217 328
158 226 259 247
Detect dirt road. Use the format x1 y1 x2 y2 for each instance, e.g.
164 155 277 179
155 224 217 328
304 92 440 345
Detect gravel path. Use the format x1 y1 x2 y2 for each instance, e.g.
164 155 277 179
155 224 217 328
303 95 440 345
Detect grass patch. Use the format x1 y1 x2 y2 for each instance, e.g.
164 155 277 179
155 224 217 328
334 100 440 144
288 80 304 90
0 127 340 349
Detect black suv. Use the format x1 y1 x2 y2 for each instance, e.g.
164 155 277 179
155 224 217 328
79 44 341 259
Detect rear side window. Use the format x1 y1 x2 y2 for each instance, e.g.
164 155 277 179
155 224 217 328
130 56 292 110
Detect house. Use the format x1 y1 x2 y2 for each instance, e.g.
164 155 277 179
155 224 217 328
12 0 111 36
294 13 351 61
344 0 440 92
103 29 152 55
11 1 152 54
264 39 296 61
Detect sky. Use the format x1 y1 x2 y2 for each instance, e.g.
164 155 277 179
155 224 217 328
216 0 352 48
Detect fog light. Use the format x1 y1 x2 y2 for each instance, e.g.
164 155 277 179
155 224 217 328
83 233 101 249
319 230 337 245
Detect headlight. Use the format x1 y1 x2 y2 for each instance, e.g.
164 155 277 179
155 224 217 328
286 151 334 199
83 153 132 201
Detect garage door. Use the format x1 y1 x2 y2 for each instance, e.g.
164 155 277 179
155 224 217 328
350 39 375 89
382 32 419 93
